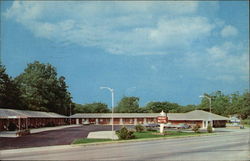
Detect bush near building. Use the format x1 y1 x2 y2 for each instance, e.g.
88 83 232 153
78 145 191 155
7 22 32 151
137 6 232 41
207 123 213 133
116 126 135 140
135 124 145 132
192 124 200 133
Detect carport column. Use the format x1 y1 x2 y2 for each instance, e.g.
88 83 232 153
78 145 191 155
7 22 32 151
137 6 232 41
143 118 147 124
134 118 137 125
206 120 208 128
95 118 99 125
119 118 123 125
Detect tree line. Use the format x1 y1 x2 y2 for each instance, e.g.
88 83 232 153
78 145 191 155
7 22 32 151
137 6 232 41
0 61 72 115
74 93 250 119
1 61 249 119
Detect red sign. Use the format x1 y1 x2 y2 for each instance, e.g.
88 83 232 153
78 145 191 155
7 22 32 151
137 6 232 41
157 116 168 123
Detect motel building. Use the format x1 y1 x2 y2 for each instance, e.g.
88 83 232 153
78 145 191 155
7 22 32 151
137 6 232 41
70 110 229 128
0 108 229 131
0 108 68 131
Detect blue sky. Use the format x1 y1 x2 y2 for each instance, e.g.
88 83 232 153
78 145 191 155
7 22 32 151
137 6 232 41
1 1 249 107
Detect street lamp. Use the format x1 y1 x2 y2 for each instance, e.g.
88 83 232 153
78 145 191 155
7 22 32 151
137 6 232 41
199 95 212 113
100 86 114 140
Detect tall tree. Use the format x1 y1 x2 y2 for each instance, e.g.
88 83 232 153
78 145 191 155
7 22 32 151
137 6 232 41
0 65 23 109
74 103 110 113
145 101 180 113
14 61 72 114
115 96 140 113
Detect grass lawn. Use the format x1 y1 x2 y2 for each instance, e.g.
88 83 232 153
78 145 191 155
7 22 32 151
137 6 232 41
72 131 208 144
73 138 112 144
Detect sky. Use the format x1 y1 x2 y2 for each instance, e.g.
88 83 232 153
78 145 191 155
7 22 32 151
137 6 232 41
1 1 249 107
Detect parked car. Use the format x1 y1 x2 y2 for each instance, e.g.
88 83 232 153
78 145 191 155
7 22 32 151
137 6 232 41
164 123 175 128
83 121 90 125
145 123 159 128
175 123 190 129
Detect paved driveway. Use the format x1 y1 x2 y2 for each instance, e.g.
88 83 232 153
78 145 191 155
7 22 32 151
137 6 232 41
0 125 129 150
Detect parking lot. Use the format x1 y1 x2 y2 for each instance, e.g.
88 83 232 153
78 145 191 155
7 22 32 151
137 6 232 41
0 125 132 150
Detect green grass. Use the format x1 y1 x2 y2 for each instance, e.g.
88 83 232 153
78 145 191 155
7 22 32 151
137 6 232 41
72 131 207 144
73 138 112 144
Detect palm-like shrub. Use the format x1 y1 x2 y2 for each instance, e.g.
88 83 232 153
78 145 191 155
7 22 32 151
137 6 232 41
116 126 135 140
207 123 213 133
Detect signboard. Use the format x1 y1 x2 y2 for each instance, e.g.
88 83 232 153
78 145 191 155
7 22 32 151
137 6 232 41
157 116 168 123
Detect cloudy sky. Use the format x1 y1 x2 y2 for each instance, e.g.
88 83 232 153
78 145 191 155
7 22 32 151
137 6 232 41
1 1 249 106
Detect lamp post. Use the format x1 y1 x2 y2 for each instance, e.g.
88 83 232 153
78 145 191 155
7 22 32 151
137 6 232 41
100 86 114 140
199 95 212 128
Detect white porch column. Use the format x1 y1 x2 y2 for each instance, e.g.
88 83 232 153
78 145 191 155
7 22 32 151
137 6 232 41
143 118 147 124
202 120 205 128
120 118 123 125
134 118 137 125
95 118 99 125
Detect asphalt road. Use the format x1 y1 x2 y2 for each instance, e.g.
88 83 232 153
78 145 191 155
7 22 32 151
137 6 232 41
1 128 249 160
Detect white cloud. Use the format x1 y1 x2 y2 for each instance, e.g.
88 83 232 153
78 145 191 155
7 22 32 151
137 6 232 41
4 1 217 55
184 42 249 81
221 25 238 37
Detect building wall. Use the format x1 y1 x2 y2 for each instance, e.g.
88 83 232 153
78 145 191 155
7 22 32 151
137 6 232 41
169 120 203 127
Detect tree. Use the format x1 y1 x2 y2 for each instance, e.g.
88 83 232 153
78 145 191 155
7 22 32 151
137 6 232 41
179 104 197 113
115 96 140 113
14 61 72 114
74 102 110 113
0 65 23 109
145 101 180 113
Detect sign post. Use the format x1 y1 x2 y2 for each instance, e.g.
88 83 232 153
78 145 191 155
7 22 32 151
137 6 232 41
157 111 167 134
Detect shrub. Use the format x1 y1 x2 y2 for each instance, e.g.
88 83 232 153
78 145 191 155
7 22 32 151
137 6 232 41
192 124 200 133
241 119 250 125
8 122 17 131
17 129 30 136
135 124 145 132
116 126 135 140
207 123 213 133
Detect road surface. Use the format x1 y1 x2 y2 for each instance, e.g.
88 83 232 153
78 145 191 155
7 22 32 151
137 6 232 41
1 129 249 160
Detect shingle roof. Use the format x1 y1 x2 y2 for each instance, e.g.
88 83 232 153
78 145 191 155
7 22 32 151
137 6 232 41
70 113 159 118
0 108 67 119
70 110 229 121
168 110 229 120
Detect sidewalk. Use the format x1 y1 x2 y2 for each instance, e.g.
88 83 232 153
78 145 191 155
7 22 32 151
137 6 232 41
0 125 82 138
